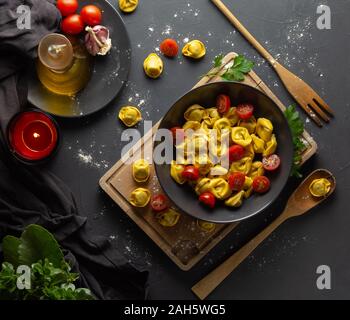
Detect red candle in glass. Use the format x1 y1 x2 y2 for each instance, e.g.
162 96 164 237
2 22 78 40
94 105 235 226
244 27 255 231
8 111 59 162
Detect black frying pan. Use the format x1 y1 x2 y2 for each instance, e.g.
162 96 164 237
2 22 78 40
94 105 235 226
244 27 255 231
154 82 294 224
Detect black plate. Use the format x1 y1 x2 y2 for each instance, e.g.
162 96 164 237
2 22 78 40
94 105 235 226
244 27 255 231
154 82 294 224
28 0 131 118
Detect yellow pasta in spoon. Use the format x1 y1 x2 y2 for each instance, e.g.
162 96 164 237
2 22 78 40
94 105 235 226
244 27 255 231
129 188 151 207
309 178 331 197
132 159 150 183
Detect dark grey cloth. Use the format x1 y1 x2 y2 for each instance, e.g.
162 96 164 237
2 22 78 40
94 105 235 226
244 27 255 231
0 0 148 299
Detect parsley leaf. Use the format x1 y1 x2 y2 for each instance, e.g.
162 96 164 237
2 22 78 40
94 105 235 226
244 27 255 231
284 105 306 178
221 54 254 82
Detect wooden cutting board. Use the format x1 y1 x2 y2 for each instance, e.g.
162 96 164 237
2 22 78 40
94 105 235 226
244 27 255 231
99 52 317 271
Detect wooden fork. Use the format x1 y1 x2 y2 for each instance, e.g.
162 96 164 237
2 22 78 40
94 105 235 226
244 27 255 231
211 0 334 127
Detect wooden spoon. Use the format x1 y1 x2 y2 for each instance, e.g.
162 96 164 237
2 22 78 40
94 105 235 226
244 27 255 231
192 169 336 300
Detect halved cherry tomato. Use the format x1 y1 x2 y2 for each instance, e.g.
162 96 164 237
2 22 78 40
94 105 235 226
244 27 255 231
216 94 231 114
228 145 245 162
160 39 179 57
170 127 185 144
199 192 216 209
228 172 246 191
236 104 254 120
262 154 281 171
80 5 102 27
151 194 169 212
57 0 78 17
181 165 200 181
252 176 271 193
61 14 85 35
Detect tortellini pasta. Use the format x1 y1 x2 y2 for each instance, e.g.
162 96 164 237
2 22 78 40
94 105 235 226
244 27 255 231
231 127 252 147
309 178 331 197
182 40 206 59
157 209 181 227
129 188 151 207
119 106 142 127
169 97 280 210
225 191 245 208
170 161 186 184
184 104 206 122
143 53 163 79
119 0 138 13
263 134 277 157
197 220 216 233
132 159 150 182
256 118 273 142
210 178 231 200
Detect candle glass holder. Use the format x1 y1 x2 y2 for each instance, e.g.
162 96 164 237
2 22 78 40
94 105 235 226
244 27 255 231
7 110 60 164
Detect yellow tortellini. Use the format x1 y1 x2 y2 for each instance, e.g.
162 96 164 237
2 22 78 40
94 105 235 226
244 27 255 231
210 178 231 200
157 209 181 227
230 157 252 175
143 53 163 79
263 134 277 157
119 0 138 13
244 143 255 159
213 118 231 135
249 161 265 178
119 106 142 127
256 118 273 142
251 134 265 154
203 108 220 127
231 127 252 147
225 191 245 208
132 159 150 182
195 154 213 175
129 188 151 207
182 40 206 59
170 161 186 184
183 120 201 131
309 178 331 197
224 107 239 126
184 104 205 122
195 178 213 195
239 116 257 134
197 220 216 233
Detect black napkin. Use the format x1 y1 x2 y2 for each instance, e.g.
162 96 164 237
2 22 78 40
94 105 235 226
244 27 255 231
0 0 148 299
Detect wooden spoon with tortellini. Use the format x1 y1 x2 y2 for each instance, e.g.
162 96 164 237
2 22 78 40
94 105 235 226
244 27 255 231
192 169 336 300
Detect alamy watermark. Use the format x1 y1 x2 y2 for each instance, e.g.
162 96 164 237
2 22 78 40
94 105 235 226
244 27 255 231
16 5 31 30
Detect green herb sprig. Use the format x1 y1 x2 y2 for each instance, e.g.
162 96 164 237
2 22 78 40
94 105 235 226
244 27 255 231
284 105 306 178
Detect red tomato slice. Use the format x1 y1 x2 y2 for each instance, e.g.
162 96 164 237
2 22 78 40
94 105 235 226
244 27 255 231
228 172 246 191
151 194 169 212
199 192 216 209
80 5 102 27
252 176 271 193
61 14 85 35
57 0 78 17
262 154 281 171
181 165 200 181
228 145 245 162
160 39 179 57
170 127 185 144
236 104 254 120
216 94 231 114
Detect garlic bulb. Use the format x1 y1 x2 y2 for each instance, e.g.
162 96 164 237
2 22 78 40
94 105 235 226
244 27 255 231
85 25 112 56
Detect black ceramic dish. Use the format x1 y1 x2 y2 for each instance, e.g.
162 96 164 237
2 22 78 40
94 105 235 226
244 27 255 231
154 82 294 224
28 0 131 118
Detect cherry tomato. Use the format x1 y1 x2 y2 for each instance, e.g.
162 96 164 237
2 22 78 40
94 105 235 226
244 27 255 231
57 0 78 17
199 192 216 209
236 104 254 120
61 14 85 35
170 127 185 144
160 39 179 57
216 94 231 114
181 165 200 181
262 154 281 171
80 5 102 27
252 176 271 194
228 172 246 191
151 194 169 212
228 145 245 162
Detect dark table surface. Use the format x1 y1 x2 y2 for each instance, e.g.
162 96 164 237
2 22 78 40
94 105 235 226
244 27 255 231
45 0 350 299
